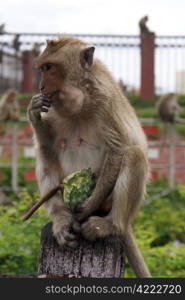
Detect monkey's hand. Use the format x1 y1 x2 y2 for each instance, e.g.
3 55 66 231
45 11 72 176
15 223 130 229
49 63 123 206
28 94 51 123
52 212 80 248
74 196 99 222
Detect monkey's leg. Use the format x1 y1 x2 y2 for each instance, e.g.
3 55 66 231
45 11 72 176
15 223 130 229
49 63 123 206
81 214 116 240
111 145 149 231
76 145 148 228
81 146 150 277
81 216 151 277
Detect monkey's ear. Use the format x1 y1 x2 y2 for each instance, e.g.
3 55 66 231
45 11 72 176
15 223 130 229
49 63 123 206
80 46 95 69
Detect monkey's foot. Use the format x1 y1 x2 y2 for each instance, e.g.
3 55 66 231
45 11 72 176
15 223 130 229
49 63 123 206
52 219 79 248
81 216 115 241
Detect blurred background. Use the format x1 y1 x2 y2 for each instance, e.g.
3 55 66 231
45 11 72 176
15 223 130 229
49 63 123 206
0 0 185 278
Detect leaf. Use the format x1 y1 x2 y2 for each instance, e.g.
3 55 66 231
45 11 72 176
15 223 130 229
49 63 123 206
63 168 96 211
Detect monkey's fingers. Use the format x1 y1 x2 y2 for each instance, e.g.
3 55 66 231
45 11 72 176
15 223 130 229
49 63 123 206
41 107 49 113
65 240 78 248
30 101 43 117
72 220 81 233
31 94 42 101
42 99 51 107
81 221 98 241
41 97 52 113
41 100 51 112
31 100 49 113
32 100 43 109
32 107 42 115
55 233 78 249
63 229 77 241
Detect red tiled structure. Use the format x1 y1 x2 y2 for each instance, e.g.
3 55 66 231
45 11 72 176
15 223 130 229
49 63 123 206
149 136 185 183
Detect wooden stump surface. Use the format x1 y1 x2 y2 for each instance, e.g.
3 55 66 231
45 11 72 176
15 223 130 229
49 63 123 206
38 222 125 278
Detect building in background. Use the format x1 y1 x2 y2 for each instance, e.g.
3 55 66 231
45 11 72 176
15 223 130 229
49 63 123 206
176 71 185 94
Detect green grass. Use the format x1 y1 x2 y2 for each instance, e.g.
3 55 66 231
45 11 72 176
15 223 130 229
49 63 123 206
127 93 185 137
126 183 185 277
128 93 185 119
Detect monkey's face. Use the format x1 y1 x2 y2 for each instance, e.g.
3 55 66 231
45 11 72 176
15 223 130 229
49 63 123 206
37 38 95 116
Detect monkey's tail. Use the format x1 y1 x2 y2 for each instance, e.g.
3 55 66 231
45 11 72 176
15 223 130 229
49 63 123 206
123 228 151 278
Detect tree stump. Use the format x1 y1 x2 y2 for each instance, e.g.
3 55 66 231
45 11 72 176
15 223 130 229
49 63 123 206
38 222 125 278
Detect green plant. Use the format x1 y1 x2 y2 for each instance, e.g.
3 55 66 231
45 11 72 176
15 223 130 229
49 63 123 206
63 168 95 211
126 184 185 277
0 189 49 274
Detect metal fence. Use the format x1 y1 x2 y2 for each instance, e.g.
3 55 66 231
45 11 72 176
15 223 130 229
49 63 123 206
156 36 185 94
0 48 22 92
0 32 185 94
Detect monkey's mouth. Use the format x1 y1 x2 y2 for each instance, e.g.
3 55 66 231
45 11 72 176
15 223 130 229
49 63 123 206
42 90 60 99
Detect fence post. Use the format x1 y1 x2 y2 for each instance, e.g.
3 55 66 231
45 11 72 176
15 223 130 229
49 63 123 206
140 32 155 100
22 51 35 93
11 123 18 193
168 123 176 190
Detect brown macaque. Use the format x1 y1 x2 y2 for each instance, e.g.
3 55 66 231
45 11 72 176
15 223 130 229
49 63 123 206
157 93 180 123
12 34 21 52
139 16 151 34
28 36 150 277
32 42 41 57
0 89 20 121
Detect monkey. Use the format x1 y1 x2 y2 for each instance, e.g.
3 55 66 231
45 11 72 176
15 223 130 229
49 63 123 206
0 89 20 121
32 42 41 57
139 16 151 34
12 34 21 52
27 36 151 277
156 93 180 123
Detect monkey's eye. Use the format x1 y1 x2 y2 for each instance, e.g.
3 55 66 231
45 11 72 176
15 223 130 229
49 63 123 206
40 63 53 72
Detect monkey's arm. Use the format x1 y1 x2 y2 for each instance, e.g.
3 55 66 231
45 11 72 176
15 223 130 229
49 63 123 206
75 149 122 221
36 155 80 248
28 94 56 144
28 94 51 126
28 95 80 247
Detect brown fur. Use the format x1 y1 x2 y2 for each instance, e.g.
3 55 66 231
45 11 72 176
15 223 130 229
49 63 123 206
139 16 150 34
157 93 180 123
0 89 19 121
32 43 41 57
28 36 150 277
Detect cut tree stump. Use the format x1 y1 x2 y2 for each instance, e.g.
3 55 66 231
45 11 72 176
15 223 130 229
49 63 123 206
38 222 125 278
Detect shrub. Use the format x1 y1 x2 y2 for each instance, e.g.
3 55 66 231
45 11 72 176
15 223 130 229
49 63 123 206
0 189 49 274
